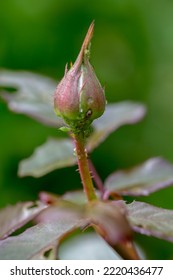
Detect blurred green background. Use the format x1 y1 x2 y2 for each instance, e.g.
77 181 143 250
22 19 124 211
1 0 173 259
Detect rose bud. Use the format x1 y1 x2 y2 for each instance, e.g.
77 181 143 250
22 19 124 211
54 22 106 131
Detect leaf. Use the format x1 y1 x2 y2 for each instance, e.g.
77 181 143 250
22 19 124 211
127 201 173 242
35 200 84 224
0 216 82 259
0 70 63 127
105 157 173 196
37 199 134 259
87 201 132 245
62 190 101 204
59 232 122 260
0 201 47 239
18 138 76 177
87 102 146 151
62 190 87 205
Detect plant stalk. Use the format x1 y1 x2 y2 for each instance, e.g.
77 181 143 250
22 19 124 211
88 159 105 195
113 241 141 260
72 133 141 259
73 133 97 201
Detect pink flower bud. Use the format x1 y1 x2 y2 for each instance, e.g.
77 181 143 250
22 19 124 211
54 22 106 130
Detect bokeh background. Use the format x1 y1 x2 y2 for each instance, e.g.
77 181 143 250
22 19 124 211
1 0 173 259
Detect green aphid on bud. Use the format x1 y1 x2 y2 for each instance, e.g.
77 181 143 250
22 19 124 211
54 22 106 132
59 126 71 132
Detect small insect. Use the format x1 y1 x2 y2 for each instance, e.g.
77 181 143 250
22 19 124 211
86 109 92 118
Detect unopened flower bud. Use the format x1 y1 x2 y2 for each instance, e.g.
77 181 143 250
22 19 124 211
54 22 106 131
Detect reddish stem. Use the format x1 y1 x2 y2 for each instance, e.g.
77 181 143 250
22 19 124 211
73 133 97 201
88 159 105 195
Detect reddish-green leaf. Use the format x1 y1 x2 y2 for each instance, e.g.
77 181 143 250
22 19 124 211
105 157 173 196
0 216 81 259
62 190 87 204
87 102 146 151
35 200 84 224
0 70 63 127
18 138 75 177
0 201 47 239
127 201 173 242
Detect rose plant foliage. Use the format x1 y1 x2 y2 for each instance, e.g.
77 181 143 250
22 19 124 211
1 23 173 259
